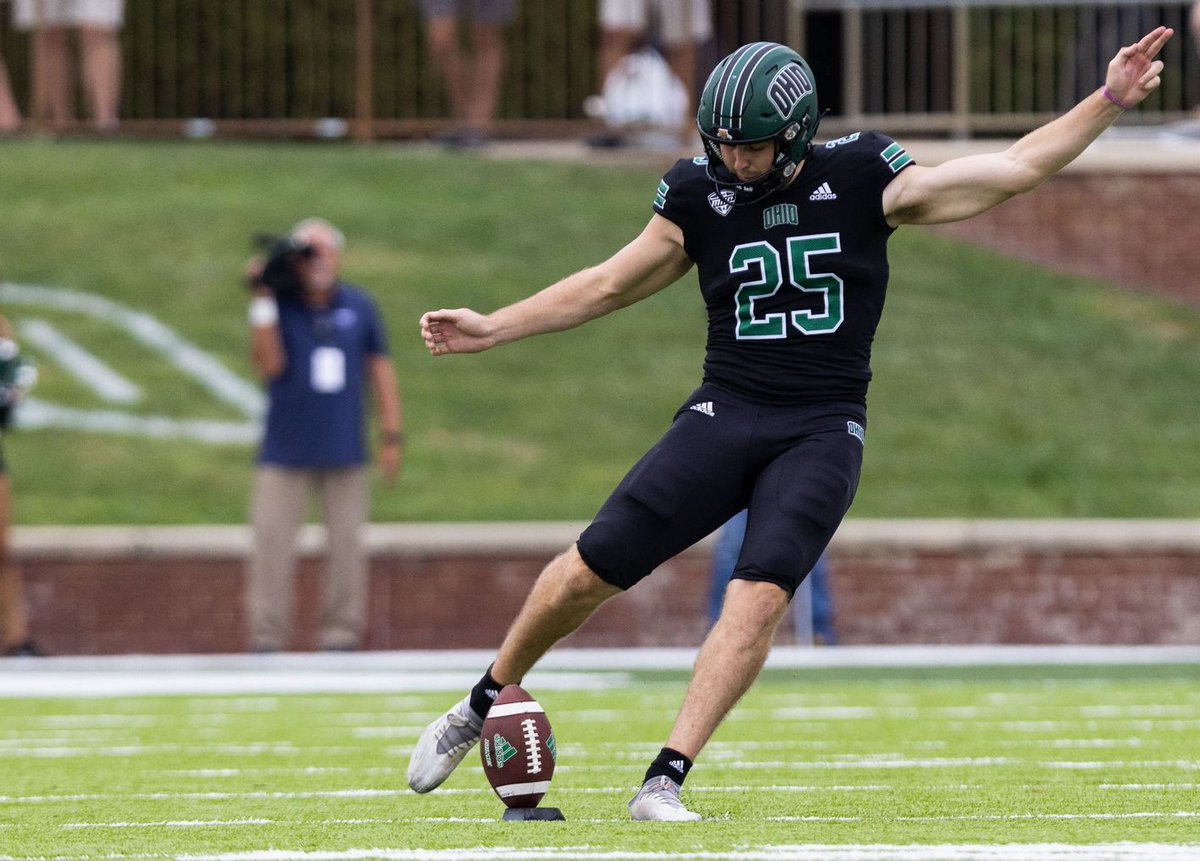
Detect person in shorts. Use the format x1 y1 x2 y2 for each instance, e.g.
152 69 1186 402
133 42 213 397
11 0 123 131
417 0 517 147
408 28 1175 820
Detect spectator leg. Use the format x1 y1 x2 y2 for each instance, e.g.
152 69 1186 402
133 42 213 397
30 26 72 130
0 57 20 131
424 16 469 124
466 21 506 134
79 25 120 131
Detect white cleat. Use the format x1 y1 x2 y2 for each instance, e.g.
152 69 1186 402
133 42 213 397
628 775 701 821
407 696 484 793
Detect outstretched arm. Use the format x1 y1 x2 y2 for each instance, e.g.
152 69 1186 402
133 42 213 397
884 26 1173 227
420 214 692 356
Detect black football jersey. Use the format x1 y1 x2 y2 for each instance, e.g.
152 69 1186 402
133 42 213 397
653 131 914 405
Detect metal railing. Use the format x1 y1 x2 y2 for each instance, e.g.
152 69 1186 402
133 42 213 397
786 0 1197 136
0 0 1193 140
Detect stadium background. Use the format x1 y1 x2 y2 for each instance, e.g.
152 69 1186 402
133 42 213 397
3 0 1199 656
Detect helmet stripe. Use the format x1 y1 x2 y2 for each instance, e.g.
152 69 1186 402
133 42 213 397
727 43 782 132
712 42 771 131
710 45 750 130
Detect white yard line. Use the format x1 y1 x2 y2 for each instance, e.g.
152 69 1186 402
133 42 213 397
0 669 629 699
3 843 1194 861
4 845 1200 861
2 646 1198 700
18 318 143 404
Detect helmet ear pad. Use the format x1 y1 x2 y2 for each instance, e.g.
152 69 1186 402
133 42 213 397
779 106 821 166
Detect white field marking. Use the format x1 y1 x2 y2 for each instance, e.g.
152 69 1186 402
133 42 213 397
62 818 408 830
160 766 407 779
0 784 901 807
589 740 838 756
334 708 431 722
1101 784 1200 790
0 281 263 415
928 718 1200 737
769 705 1200 723
59 843 1198 861
769 707 880 720
545 709 626 722
1079 705 1196 718
897 812 1200 822
1001 739 1146 749
689 785 892 793
0 741 366 759
8 644 1200 676
0 281 264 444
994 719 1200 733
16 398 260 444
35 713 161 727
17 318 142 404
0 789 481 805
351 726 421 738
1042 761 1200 771
0 733 131 745
64 819 274 829
0 668 628 699
716 757 1017 770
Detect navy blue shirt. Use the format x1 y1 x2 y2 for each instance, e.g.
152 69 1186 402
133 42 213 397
258 284 389 468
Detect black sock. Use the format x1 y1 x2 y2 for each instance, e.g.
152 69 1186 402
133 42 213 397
468 665 504 722
644 746 693 786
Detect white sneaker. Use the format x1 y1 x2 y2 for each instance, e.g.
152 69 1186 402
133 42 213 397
628 775 701 821
407 696 483 793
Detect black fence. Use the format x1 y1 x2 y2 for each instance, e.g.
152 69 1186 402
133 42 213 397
1 0 1194 138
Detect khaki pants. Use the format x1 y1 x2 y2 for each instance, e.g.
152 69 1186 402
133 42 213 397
247 465 368 652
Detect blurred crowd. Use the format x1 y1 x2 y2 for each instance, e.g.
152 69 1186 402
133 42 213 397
2 1 1196 140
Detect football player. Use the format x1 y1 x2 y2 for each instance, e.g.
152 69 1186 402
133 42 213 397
410 28 1174 820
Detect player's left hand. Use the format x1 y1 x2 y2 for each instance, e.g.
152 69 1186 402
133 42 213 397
1105 26 1173 108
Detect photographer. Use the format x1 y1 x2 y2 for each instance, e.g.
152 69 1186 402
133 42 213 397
245 218 403 653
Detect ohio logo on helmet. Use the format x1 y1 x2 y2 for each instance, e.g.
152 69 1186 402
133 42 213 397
767 64 814 119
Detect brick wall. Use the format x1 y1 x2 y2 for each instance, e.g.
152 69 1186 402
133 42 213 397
912 146 1200 306
931 172 1200 306
14 522 1200 655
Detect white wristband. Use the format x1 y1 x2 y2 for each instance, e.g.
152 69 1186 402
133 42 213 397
248 296 279 328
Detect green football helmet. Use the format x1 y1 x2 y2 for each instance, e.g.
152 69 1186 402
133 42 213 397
697 42 821 205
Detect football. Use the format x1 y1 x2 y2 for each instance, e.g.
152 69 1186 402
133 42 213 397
479 685 557 809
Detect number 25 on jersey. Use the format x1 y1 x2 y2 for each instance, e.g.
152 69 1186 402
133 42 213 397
731 233 843 339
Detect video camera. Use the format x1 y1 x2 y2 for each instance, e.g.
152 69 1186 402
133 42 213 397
251 233 315 301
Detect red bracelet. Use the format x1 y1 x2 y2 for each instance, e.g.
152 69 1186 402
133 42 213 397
1102 86 1131 110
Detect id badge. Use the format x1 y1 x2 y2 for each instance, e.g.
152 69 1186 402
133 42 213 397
311 346 346 393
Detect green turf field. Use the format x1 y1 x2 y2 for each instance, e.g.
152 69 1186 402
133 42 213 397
2 663 1198 859
3 140 1200 524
